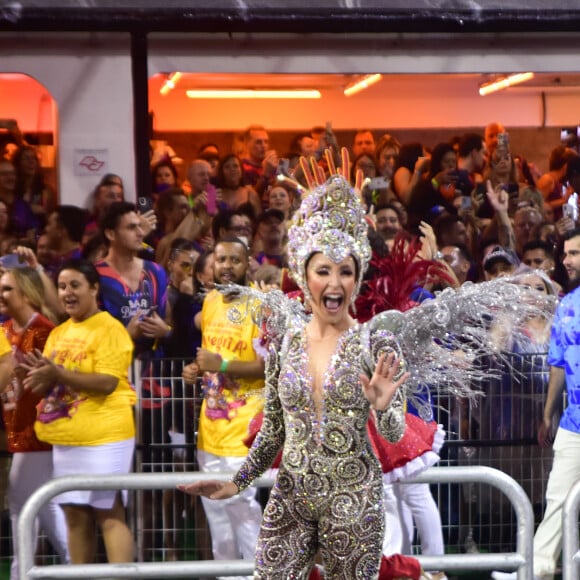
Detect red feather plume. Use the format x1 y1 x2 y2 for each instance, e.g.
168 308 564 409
355 233 455 322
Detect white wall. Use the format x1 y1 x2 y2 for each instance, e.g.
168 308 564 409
0 33 135 206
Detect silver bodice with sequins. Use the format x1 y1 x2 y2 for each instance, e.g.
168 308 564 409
233 317 406 493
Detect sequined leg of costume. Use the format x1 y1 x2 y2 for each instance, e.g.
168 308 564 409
254 475 318 579
254 468 384 580
317 476 384 579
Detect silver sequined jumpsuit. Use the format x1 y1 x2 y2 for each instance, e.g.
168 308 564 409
233 316 406 580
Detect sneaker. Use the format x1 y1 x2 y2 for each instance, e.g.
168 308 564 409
463 535 480 554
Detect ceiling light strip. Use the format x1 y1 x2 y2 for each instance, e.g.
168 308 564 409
185 89 321 99
478 72 535 96
160 72 182 96
344 74 382 97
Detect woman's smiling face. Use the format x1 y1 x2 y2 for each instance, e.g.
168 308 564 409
57 268 99 322
306 253 356 323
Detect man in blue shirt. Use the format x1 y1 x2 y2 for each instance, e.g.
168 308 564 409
493 227 580 580
96 201 169 355
95 201 172 557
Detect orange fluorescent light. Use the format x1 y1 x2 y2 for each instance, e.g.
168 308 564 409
160 72 182 96
479 72 535 96
186 89 321 99
344 74 382 97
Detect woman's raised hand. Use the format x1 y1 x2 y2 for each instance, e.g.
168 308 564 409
177 480 238 500
359 352 409 411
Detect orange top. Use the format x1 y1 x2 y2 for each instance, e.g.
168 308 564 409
1 314 54 453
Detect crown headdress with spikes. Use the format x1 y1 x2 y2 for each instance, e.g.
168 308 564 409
286 148 371 302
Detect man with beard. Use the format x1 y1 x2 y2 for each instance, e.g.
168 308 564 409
493 227 580 580
441 244 473 285
375 204 404 249
182 236 264 579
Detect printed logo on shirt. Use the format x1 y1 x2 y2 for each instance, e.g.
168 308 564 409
37 382 85 424
202 372 246 421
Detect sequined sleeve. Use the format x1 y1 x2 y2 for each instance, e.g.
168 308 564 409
232 340 285 492
361 313 407 443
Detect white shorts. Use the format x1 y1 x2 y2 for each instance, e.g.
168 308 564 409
52 438 135 509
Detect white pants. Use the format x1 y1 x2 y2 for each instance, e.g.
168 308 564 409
382 478 445 557
382 481 404 555
534 428 580 577
8 451 69 580
396 482 445 556
197 450 262 580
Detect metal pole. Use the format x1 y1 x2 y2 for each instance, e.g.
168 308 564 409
130 29 151 201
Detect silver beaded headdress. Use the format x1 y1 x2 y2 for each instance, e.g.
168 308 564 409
286 148 371 301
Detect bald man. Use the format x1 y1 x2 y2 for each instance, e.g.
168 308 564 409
188 159 212 199
484 122 505 158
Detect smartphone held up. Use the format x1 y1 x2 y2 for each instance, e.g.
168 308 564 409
0 254 26 269
563 192 579 222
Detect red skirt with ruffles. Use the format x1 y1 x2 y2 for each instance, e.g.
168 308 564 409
367 412 445 483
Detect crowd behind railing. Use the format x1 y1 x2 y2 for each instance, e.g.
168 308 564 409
0 120 578 579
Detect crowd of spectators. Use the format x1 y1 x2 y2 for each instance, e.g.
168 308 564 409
0 120 577 573
0 123 578 295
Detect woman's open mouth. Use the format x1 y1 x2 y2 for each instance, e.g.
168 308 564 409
322 294 343 313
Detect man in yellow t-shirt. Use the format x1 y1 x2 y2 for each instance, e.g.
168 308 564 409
183 237 264 578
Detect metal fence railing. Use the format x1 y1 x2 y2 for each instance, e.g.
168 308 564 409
0 351 561 575
17 467 535 580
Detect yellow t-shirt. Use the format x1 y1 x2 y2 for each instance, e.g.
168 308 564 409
0 329 11 356
34 311 136 446
197 289 264 457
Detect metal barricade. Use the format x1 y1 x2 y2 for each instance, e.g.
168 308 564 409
127 351 556 560
18 466 535 579
432 350 556 555
2 350 556 572
18 472 273 580
127 351 555 559
562 479 580 580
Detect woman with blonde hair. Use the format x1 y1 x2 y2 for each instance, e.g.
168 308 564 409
0 266 68 580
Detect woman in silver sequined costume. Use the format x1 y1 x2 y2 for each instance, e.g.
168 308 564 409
177 153 554 578
180 165 410 579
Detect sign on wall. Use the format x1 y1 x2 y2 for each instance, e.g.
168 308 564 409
73 148 108 176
